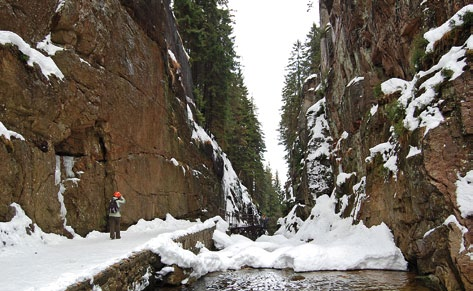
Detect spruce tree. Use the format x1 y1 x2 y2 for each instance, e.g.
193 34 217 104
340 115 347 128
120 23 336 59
278 24 322 206
279 40 307 158
304 23 322 73
226 70 266 197
173 0 236 145
259 167 284 234
173 1 274 221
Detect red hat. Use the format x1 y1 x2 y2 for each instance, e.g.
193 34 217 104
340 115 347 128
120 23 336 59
113 191 121 198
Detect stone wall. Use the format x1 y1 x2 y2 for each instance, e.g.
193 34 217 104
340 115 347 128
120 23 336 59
299 1 473 290
0 0 227 237
65 225 216 291
319 1 472 290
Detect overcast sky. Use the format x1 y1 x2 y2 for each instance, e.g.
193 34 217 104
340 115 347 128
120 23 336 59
228 1 320 184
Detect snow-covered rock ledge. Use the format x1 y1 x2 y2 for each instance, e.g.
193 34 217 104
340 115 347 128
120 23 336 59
66 225 217 290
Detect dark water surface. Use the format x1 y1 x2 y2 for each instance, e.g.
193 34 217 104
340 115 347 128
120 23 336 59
161 269 433 291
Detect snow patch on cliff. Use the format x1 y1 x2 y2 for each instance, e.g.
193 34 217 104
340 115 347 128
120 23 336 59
424 4 473 52
381 5 473 136
366 128 399 180
370 104 378 116
56 0 67 12
0 122 25 141
186 105 258 223
351 176 367 219
456 170 473 218
346 76 364 87
0 30 64 80
37 33 64 56
406 146 422 158
0 203 61 249
336 171 356 187
54 156 78 236
304 98 333 198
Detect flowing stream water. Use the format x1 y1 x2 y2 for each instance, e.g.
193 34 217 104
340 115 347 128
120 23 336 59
160 269 433 291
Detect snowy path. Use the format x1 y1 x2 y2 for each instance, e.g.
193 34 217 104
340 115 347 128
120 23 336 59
0 210 198 291
1 196 410 291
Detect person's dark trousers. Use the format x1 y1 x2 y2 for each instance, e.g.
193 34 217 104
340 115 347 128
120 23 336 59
109 216 121 239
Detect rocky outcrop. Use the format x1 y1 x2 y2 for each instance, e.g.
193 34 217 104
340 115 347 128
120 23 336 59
289 1 472 290
0 0 255 237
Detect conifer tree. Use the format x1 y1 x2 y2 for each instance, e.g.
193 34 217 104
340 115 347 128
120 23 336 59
226 70 266 197
279 40 307 158
173 0 236 145
258 167 284 234
272 171 285 212
304 23 322 73
173 0 275 219
278 24 322 205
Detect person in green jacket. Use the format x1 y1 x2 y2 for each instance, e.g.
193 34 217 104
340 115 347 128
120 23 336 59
109 191 126 239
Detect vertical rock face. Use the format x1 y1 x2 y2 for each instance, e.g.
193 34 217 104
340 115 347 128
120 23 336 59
291 1 473 290
0 0 253 237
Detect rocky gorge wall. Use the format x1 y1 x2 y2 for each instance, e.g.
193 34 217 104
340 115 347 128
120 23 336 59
0 0 254 238
290 1 472 290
